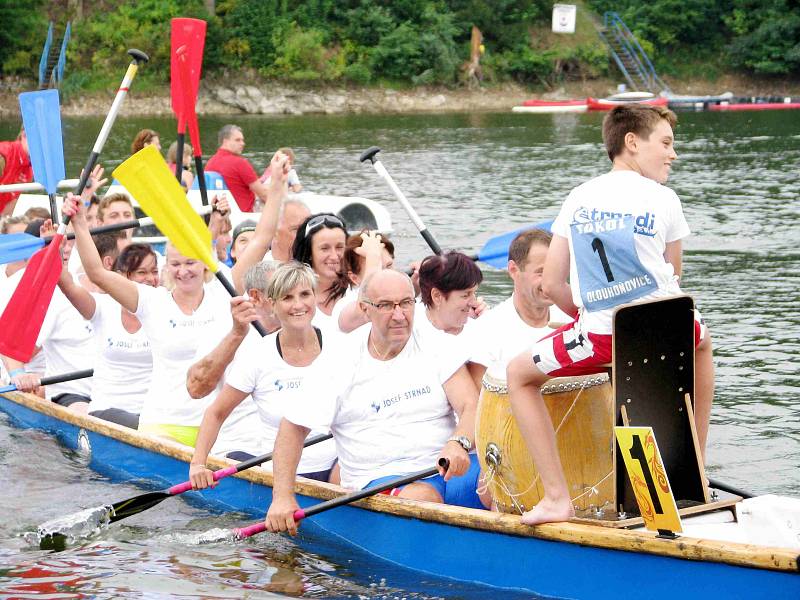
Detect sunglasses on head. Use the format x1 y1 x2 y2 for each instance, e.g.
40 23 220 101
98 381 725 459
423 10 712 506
304 214 344 237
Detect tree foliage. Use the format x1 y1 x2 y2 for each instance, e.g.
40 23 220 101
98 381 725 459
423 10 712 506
588 0 800 76
4 0 797 87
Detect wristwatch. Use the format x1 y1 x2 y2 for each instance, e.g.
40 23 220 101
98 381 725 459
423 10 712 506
448 435 472 453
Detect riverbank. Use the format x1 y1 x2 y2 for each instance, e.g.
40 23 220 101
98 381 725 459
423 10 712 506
1 73 799 119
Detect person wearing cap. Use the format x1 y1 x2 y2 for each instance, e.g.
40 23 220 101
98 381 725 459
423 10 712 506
229 219 257 265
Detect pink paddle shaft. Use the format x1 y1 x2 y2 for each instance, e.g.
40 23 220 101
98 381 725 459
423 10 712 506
168 465 238 495
233 510 306 540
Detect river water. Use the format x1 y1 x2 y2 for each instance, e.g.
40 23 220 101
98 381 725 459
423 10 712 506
1 108 799 598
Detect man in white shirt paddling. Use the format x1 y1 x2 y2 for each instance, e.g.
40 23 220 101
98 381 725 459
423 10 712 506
468 228 572 385
265 269 486 535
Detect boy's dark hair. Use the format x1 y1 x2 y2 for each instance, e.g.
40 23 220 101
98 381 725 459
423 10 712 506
508 228 552 269
602 104 677 161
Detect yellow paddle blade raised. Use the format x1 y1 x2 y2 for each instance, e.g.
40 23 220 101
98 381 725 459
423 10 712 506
113 145 218 272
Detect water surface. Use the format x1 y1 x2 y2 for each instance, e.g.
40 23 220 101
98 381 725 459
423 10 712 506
1 108 798 597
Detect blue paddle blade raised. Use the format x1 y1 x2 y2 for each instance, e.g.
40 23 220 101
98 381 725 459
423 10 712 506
19 90 66 195
0 233 45 265
0 235 64 362
477 220 553 269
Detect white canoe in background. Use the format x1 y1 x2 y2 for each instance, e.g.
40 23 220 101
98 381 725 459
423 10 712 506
6 180 394 240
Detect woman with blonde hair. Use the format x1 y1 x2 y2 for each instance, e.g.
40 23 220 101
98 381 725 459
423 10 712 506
62 193 233 447
189 260 339 487
167 140 194 190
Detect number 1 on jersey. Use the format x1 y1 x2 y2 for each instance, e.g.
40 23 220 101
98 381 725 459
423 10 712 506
591 237 614 283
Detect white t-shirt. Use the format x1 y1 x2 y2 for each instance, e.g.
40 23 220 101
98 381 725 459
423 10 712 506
135 283 232 427
312 292 351 339
87 293 152 414
552 170 690 334
412 301 480 365
470 295 570 374
225 328 338 473
285 326 465 490
188 326 268 459
37 288 94 400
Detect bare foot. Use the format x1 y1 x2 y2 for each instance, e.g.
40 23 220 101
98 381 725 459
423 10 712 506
520 497 575 526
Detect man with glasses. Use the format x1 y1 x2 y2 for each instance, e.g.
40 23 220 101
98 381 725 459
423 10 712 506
206 125 273 213
265 269 487 535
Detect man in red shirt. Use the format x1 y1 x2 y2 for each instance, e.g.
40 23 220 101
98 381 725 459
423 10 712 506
205 125 271 213
0 128 32 216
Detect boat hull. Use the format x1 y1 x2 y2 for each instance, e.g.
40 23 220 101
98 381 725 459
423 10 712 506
710 102 800 111
1 391 798 599
513 99 587 113
586 97 669 111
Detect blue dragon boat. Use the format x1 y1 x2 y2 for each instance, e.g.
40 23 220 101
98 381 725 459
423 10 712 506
1 389 798 599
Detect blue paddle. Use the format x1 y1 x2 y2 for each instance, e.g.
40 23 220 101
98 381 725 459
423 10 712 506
472 220 553 268
0 206 212 266
19 90 66 223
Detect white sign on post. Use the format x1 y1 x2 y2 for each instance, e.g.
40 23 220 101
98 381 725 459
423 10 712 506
552 4 577 34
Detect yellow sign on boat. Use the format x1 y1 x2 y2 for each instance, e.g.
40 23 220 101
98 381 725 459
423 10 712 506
615 426 682 533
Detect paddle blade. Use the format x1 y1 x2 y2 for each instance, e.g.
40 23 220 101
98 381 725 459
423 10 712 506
0 233 44 265
109 491 171 524
112 146 217 270
19 90 66 195
0 235 64 362
477 220 553 268
170 18 206 118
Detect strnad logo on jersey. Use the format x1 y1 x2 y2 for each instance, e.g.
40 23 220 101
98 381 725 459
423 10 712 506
570 207 657 237
571 215 657 311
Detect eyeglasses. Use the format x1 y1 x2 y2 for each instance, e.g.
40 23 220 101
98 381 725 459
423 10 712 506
304 214 344 237
361 298 415 313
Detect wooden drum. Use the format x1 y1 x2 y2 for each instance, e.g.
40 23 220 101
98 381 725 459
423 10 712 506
476 369 615 515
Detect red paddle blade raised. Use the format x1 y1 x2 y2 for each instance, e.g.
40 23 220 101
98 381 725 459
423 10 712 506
0 235 64 362
170 18 206 127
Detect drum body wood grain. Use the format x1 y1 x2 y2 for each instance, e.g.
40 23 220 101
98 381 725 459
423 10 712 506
476 371 615 514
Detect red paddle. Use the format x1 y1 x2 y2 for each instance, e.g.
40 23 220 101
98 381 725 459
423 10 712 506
176 47 210 211
0 50 148 363
170 18 206 184
0 237 64 361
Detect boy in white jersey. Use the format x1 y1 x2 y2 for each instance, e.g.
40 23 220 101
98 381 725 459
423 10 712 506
507 104 714 526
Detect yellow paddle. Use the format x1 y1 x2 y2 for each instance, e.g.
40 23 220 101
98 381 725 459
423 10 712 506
113 145 266 335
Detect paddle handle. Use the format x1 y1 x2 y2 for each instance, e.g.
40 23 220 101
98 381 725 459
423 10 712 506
233 459 446 540
0 368 93 394
73 50 149 203
169 433 333 495
214 271 268 337
370 158 442 255
169 465 237 495
293 462 443 521
174 132 185 183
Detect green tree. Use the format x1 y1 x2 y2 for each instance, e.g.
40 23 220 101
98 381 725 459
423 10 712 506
0 0 48 76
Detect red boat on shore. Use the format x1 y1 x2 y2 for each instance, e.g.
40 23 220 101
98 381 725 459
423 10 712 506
586 96 669 111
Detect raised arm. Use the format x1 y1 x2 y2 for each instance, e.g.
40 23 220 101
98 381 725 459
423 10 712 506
542 234 578 318
232 152 289 293
185 296 255 398
62 194 140 313
58 265 96 320
265 418 310 536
